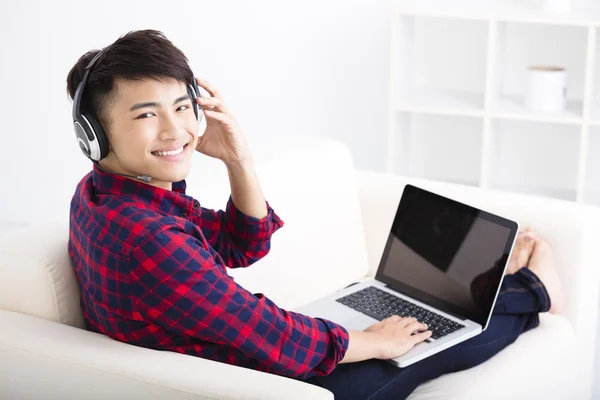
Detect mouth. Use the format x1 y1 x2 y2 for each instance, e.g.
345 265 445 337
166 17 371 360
151 143 190 160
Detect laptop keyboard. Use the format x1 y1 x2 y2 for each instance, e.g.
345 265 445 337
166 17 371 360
336 286 465 341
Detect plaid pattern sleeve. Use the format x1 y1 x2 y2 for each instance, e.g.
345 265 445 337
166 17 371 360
129 225 349 379
191 195 284 269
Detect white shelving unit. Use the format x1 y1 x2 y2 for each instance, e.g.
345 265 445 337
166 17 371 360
585 127 600 204
387 0 600 207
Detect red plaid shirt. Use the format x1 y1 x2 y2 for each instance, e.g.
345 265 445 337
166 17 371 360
68 164 349 378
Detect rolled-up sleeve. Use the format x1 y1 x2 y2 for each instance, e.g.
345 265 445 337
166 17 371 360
129 226 348 379
192 195 284 269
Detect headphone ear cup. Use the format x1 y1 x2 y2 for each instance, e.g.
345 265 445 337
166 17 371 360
74 119 93 159
87 114 109 160
81 113 109 161
189 80 203 124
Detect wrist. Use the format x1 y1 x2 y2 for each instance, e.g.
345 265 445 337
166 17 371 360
340 330 382 363
224 156 254 171
367 331 385 359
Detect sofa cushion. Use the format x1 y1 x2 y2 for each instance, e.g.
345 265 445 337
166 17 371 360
0 217 85 328
407 313 582 399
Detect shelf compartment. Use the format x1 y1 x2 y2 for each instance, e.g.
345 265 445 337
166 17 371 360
392 15 488 113
589 27 600 124
488 21 588 121
391 112 483 186
488 119 581 201
394 88 484 116
491 95 583 124
583 127 600 207
589 103 600 126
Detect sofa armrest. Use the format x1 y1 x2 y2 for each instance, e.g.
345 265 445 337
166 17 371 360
0 310 332 400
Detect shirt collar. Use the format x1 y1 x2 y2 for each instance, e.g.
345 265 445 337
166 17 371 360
91 164 195 217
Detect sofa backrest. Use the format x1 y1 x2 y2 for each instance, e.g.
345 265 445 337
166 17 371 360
0 217 85 328
186 137 371 310
0 137 370 325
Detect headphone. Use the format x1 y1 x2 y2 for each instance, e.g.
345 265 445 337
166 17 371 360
72 46 203 172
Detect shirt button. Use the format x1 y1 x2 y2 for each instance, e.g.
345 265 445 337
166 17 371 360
193 200 199 210
180 212 187 218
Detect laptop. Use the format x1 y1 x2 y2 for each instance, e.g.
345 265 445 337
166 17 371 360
296 184 518 367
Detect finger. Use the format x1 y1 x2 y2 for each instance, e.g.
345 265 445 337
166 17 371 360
379 315 400 323
203 109 226 121
411 330 432 344
197 97 228 114
400 317 418 327
406 321 428 334
203 109 233 125
372 315 399 329
196 77 223 100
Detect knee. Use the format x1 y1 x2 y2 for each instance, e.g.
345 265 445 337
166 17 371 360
468 314 529 347
450 333 519 372
522 312 541 333
445 315 529 371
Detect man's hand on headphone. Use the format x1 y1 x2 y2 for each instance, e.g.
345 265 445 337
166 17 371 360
194 78 250 167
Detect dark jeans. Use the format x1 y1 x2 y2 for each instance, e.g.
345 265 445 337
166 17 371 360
304 267 551 400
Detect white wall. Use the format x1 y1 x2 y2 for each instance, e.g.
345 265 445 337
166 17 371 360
1 0 597 225
0 0 399 224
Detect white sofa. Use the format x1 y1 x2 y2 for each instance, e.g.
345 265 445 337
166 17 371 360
0 137 598 400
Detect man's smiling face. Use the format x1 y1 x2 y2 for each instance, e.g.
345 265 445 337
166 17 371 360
100 77 200 190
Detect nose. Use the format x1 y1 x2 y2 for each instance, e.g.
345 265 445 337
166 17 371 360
157 110 186 141
157 109 198 142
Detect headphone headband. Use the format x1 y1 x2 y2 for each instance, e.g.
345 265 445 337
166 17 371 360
85 50 105 69
72 46 109 123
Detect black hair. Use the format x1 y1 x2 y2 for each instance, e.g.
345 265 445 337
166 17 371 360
66 29 194 131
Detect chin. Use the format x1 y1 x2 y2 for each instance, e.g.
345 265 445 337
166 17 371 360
161 167 191 183
146 157 192 182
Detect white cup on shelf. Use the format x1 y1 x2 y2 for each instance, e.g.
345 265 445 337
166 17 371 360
523 66 567 113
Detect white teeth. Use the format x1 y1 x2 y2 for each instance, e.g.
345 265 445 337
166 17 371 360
152 146 184 157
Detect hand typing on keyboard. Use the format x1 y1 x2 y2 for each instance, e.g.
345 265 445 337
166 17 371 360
336 286 465 341
363 316 432 360
337 287 467 364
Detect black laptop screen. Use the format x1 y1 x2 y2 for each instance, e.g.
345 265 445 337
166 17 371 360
375 184 518 328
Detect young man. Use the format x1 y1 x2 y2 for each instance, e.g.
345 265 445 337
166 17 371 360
66 30 565 399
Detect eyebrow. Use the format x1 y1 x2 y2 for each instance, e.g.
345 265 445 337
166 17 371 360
129 94 191 112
